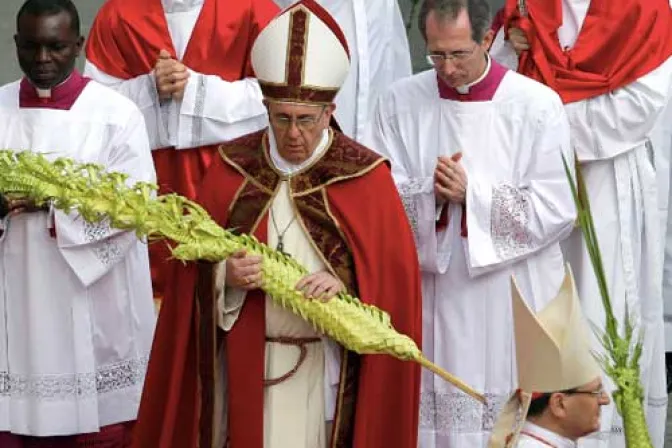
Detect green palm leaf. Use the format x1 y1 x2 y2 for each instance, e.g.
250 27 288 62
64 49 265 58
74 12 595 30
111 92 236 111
0 149 484 404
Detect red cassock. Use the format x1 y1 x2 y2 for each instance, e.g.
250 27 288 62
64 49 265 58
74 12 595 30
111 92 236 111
85 0 279 297
132 130 423 448
500 0 672 103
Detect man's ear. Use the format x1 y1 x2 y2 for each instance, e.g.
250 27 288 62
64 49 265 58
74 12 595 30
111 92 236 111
323 103 336 123
481 29 495 50
75 35 85 57
548 392 568 419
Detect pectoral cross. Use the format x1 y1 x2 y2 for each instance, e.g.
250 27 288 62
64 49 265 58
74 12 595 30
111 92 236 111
276 236 287 255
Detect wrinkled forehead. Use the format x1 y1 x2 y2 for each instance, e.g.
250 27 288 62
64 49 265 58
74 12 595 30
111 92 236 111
579 377 603 390
267 101 327 116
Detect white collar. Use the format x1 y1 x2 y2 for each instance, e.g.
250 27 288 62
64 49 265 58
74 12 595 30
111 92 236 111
456 53 492 94
269 128 330 176
520 422 577 448
161 0 204 13
28 72 74 100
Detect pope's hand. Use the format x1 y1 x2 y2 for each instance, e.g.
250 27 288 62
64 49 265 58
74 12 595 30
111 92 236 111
225 250 263 290
154 49 190 101
296 271 345 302
508 27 530 56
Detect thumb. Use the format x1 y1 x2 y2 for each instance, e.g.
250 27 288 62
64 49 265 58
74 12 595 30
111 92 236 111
158 49 172 59
231 250 247 259
451 152 463 162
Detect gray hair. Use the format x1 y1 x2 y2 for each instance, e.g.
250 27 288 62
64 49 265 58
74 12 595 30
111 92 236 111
418 0 492 43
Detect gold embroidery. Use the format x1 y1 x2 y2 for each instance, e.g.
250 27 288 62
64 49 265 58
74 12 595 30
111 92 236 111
227 178 248 217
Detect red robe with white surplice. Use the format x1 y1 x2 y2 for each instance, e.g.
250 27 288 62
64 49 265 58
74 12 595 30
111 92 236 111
133 129 422 448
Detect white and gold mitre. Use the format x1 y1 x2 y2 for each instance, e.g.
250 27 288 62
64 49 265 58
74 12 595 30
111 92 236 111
488 265 602 447
250 0 350 105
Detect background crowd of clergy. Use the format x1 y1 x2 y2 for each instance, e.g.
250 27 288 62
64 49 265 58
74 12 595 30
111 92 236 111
0 0 671 446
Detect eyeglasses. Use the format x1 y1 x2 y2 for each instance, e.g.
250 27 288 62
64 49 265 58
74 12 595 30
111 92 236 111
564 385 608 399
426 46 478 66
270 107 326 132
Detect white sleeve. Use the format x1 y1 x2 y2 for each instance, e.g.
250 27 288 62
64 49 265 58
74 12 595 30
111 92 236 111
84 60 171 150
660 105 672 344
465 99 576 275
564 57 672 161
389 0 413 81
489 28 519 71
365 97 451 274
55 106 157 287
213 260 248 331
176 71 269 148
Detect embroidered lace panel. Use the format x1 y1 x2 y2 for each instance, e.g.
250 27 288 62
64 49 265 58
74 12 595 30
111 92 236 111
0 356 148 401
490 184 533 259
419 391 509 433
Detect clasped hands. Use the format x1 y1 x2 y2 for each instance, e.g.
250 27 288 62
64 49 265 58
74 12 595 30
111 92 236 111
507 27 529 56
434 152 467 205
0 194 47 218
154 49 190 101
225 250 345 302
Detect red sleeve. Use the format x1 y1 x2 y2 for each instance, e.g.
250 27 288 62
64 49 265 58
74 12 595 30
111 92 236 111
85 0 172 79
86 0 162 80
85 2 133 79
133 156 248 448
327 163 422 448
244 0 280 77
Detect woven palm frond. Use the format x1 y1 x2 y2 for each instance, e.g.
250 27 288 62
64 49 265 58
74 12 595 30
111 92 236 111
0 150 484 404
562 155 651 447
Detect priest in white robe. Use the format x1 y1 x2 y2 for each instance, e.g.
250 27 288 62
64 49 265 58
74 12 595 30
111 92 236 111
132 2 423 447
366 0 576 446
490 0 672 445
652 102 672 378
489 268 610 448
0 0 156 445
272 0 412 141
83 0 280 300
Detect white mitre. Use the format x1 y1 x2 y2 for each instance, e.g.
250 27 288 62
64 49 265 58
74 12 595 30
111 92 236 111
488 265 602 447
250 0 350 105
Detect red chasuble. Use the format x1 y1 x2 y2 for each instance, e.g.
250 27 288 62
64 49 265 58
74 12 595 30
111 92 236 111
500 0 672 104
133 130 422 448
85 0 278 297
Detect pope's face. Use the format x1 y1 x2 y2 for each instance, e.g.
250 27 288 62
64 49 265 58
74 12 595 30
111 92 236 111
424 9 492 89
267 101 334 165
15 12 83 89
560 378 611 438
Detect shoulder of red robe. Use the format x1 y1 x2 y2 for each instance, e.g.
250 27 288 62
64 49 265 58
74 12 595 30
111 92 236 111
217 129 387 191
251 0 350 105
